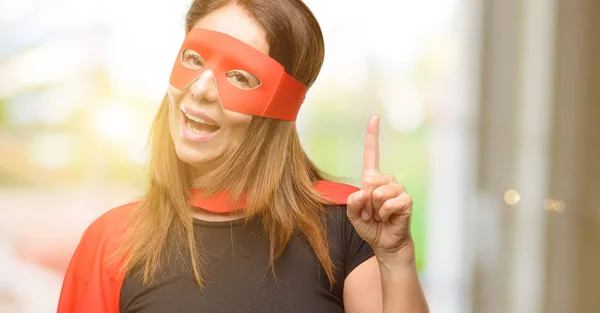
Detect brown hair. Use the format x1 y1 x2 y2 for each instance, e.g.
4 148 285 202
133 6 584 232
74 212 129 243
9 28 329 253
117 0 337 289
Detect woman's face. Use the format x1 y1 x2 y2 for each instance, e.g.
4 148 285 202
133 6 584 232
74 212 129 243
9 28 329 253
168 4 269 174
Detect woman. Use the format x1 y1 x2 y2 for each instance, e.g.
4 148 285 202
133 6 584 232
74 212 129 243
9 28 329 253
57 0 429 312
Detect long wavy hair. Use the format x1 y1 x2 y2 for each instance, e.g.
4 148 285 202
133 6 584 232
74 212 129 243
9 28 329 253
116 0 336 289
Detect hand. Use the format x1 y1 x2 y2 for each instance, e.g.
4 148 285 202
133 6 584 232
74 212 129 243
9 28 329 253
346 115 414 258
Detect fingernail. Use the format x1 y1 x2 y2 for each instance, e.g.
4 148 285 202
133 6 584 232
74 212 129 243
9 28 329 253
354 190 363 202
361 210 370 221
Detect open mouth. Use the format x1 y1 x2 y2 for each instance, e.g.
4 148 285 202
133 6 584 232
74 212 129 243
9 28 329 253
181 105 221 142
181 106 221 139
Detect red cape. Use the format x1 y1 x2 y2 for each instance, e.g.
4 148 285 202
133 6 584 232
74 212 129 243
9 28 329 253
56 181 358 313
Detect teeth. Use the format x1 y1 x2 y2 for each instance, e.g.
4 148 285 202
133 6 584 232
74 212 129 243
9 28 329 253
186 120 214 135
181 106 218 126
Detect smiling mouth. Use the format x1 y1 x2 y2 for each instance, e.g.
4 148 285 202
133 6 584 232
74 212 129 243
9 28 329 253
181 106 221 136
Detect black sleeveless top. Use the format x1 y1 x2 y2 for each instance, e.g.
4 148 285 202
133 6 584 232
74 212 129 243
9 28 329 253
119 205 374 313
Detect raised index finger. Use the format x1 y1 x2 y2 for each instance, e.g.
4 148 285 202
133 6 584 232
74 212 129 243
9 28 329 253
363 115 380 176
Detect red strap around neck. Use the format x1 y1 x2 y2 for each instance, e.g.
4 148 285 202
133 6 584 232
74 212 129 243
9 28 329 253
190 180 359 213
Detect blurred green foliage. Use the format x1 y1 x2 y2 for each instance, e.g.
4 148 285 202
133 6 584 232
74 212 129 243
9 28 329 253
304 102 430 271
0 98 7 126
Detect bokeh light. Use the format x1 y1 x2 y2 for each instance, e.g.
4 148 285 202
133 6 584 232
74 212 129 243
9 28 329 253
504 189 521 205
93 105 134 142
543 198 565 213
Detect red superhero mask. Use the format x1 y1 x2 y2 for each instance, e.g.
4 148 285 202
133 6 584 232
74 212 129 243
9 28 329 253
169 28 308 121
58 29 361 311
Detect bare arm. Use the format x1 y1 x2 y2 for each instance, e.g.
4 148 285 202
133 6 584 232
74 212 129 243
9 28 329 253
344 242 429 313
344 116 429 312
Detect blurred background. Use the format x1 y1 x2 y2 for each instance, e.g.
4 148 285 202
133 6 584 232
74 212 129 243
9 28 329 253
0 0 598 312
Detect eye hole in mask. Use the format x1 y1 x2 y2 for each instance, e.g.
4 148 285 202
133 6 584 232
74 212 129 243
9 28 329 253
225 70 261 90
181 48 205 69
181 48 262 90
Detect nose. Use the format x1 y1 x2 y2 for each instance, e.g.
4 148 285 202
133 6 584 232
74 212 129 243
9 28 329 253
190 69 219 103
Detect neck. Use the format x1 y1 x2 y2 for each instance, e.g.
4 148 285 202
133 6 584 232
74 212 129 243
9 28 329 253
191 206 245 222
